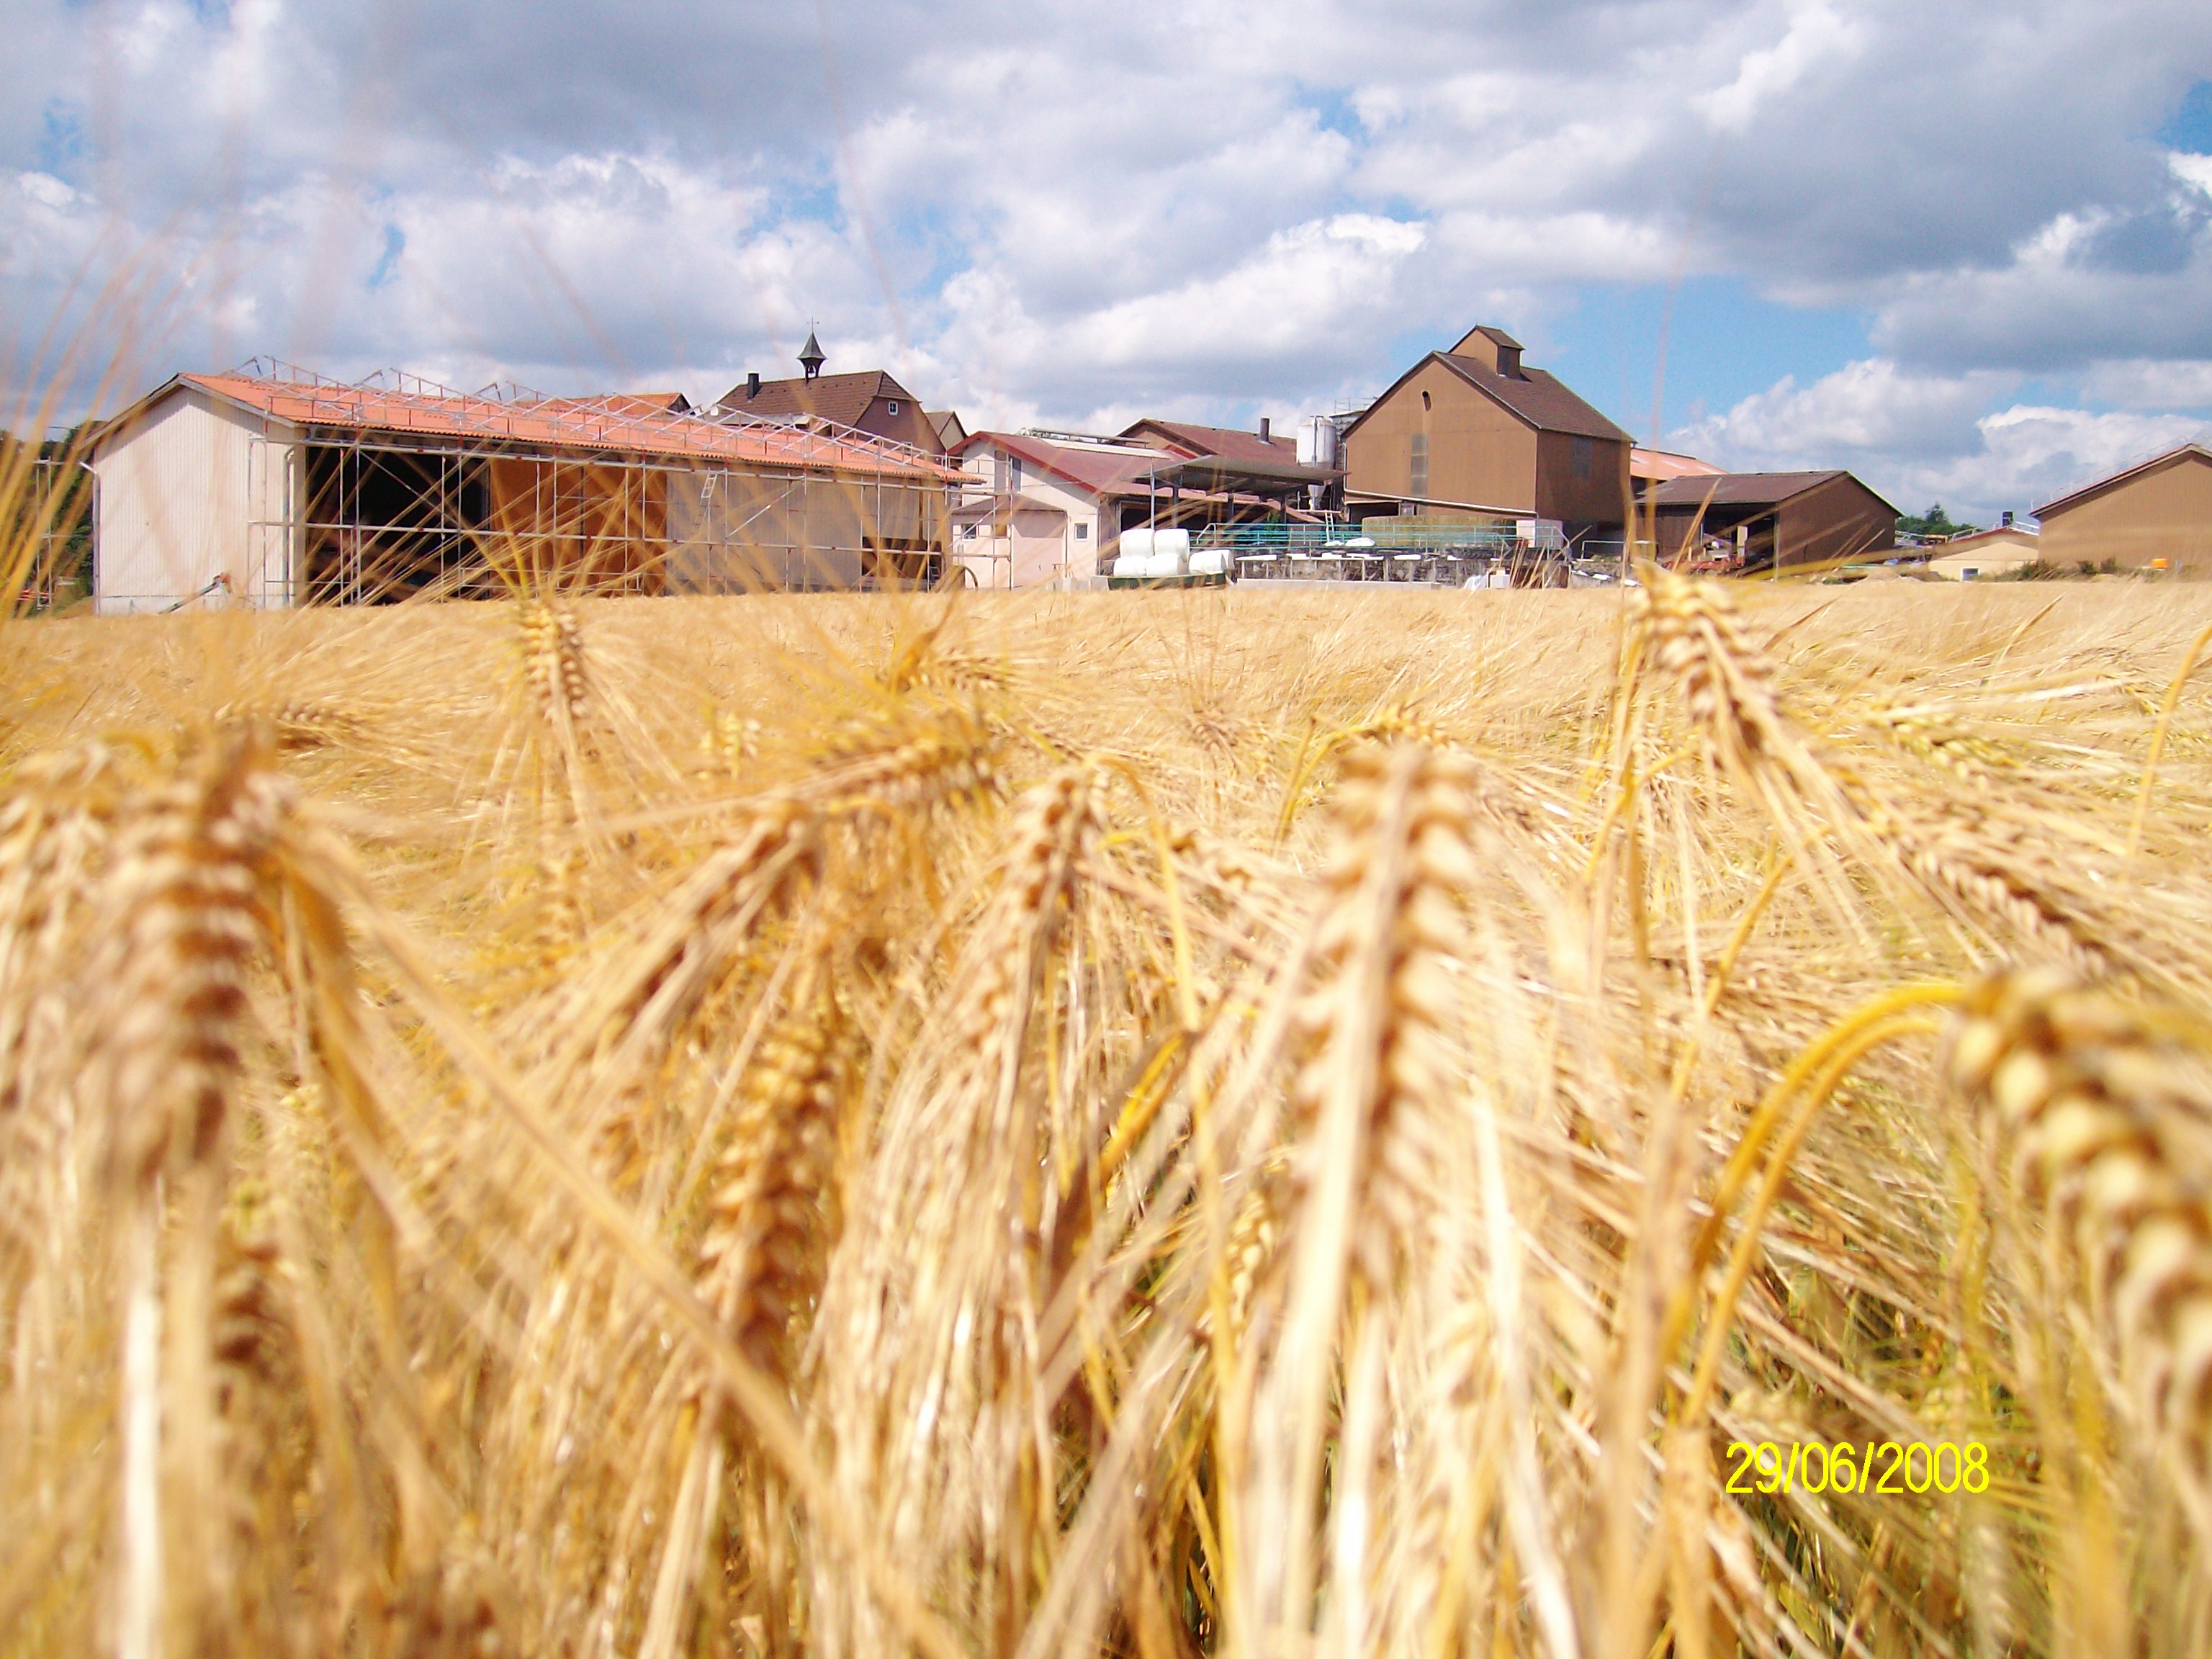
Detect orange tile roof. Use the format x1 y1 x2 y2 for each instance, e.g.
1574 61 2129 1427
1630 447 1724 481
167 365 957 482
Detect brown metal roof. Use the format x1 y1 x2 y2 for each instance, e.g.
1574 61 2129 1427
1118 418 1300 467
717 369 917 428
1646 470 1856 509
138 364 958 482
1434 354 1633 443
2033 441 2212 521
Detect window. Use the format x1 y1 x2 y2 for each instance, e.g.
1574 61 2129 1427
1421 390 1431 411
1409 433 1428 500
1961 567 1979 581
888 400 899 415
962 524 976 540
1571 436 1594 480
1075 523 1089 539
1010 458 1022 487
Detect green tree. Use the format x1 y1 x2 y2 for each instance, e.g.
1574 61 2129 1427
1896 502 1979 540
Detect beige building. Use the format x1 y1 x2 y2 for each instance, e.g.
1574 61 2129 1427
1924 524 2041 580
2034 442 2212 573
1341 325 1632 544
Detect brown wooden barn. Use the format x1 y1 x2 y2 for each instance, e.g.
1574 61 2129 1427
2033 442 2212 574
1640 469 1896 573
1339 326 1633 547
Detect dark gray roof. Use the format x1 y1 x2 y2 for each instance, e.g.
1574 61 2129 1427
1434 354 1632 443
1645 470 1854 508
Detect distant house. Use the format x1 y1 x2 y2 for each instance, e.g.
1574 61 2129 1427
2034 441 2212 574
1925 523 2041 581
928 410 968 450
1640 471 1896 572
1340 326 1633 545
719 333 951 455
950 424 1333 589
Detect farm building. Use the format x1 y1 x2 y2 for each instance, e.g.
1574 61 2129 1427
1631 447 1725 487
950 425 1334 589
2033 441 2212 574
1923 523 2041 580
1638 469 1896 572
89 360 961 613
1340 326 1633 547
716 334 952 456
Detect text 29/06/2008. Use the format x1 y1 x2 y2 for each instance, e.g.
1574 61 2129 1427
1725 1440 1988 1496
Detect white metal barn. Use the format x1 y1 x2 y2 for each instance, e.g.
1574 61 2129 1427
89 361 961 613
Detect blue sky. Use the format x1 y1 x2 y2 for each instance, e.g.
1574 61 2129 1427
4 1 2211 520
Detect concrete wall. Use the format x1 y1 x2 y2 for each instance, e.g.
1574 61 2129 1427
93 386 300 614
1344 358 1537 512
2038 451 2212 573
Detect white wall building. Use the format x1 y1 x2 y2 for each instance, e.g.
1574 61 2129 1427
92 377 302 613
950 431 1134 590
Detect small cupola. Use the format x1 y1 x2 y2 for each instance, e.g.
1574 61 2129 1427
1450 325 1524 378
798 331 827 381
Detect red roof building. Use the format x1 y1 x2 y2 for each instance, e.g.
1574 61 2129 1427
90 360 961 611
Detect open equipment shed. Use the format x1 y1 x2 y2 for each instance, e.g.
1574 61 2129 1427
89 360 963 613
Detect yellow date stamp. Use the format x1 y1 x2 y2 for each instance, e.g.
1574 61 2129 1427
1725 1439 1988 1496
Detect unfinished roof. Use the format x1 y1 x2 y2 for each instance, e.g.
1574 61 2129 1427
534 391 692 418
1118 418 1300 467
1646 470 1861 509
2033 441 2212 520
1631 447 1725 482
716 369 920 429
117 362 956 482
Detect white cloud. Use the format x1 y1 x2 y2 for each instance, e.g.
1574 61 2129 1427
6 0 2212 451
2080 358 2212 411
1697 1 1866 135
1677 356 2212 516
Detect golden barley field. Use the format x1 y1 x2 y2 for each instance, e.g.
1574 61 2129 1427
9 577 2212 1659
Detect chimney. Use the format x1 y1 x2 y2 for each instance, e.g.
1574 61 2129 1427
747 372 761 399
1259 416 1271 444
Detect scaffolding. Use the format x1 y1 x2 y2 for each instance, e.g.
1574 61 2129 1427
102 360 962 609
15 455 95 610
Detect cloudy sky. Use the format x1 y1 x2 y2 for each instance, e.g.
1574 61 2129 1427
6 0 2211 518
